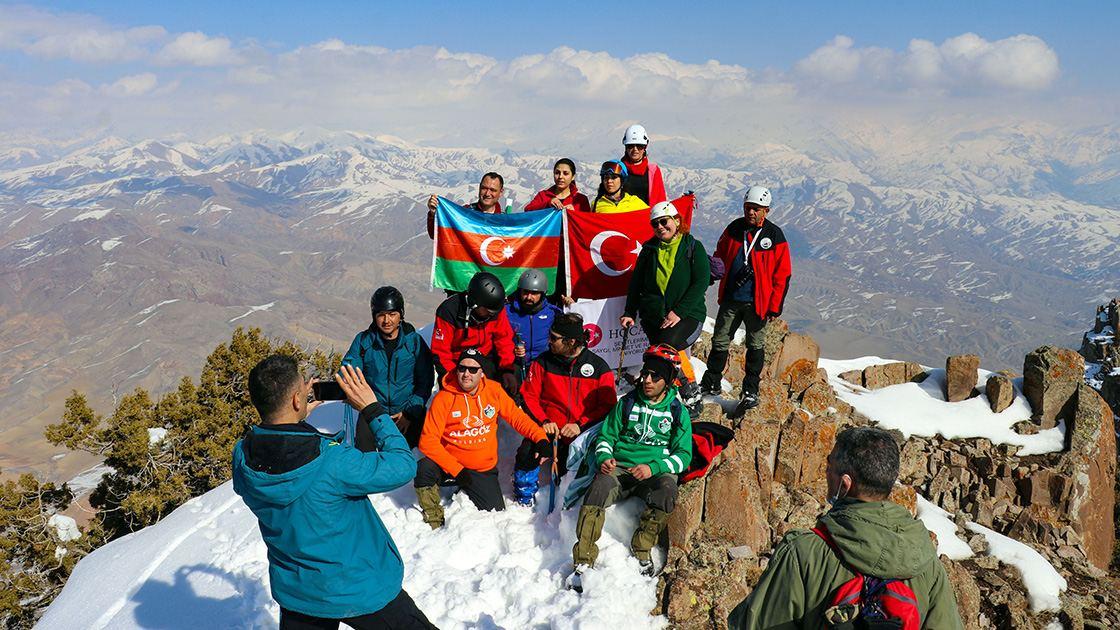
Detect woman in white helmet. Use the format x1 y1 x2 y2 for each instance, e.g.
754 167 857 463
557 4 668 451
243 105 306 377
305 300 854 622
619 201 709 416
620 123 667 206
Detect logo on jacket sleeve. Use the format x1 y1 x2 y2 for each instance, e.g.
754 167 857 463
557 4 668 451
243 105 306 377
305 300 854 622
434 327 444 340
580 363 594 377
658 417 672 433
483 404 497 419
759 237 773 250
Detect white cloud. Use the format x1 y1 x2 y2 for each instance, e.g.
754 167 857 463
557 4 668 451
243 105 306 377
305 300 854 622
796 33 1060 92
0 5 165 63
101 73 158 97
155 32 242 66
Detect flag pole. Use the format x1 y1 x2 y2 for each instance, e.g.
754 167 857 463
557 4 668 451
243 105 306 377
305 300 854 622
429 197 440 292
562 208 572 310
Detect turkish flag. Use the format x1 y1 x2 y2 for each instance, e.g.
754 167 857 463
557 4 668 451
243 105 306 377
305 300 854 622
565 194 696 300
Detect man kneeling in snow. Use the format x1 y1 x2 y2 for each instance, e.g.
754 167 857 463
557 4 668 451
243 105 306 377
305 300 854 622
570 345 693 590
232 357 434 629
728 426 962 630
415 348 549 527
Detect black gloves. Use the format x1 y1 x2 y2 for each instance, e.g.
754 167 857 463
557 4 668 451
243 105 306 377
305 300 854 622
532 439 552 460
500 371 519 396
454 469 473 489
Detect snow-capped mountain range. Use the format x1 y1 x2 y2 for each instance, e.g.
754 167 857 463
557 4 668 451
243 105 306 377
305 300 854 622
1 126 1117 481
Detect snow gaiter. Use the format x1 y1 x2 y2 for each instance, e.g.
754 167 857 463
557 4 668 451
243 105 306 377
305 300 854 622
631 507 670 562
415 485 444 529
572 505 606 567
742 346 765 396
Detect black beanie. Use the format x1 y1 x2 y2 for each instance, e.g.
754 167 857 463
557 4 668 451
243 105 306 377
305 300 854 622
642 355 676 384
550 318 587 344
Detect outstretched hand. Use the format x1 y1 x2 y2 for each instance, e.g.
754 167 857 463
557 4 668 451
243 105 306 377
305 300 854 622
336 365 378 411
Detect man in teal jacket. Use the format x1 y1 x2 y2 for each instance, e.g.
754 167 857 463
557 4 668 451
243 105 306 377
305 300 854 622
569 345 693 591
342 286 434 448
232 357 435 629
728 426 963 630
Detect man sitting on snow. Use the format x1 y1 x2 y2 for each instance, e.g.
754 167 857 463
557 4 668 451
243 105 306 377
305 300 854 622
511 313 617 506
728 426 962 630
569 344 693 591
415 348 549 528
232 358 435 628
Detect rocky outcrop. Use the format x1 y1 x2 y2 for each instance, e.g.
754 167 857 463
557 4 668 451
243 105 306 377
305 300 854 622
946 354 981 402
1080 297 1120 415
986 374 1015 413
838 361 925 390
662 323 1120 630
1023 346 1084 428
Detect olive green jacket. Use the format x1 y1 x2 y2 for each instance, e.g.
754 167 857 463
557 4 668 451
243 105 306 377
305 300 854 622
624 232 710 324
729 499 963 630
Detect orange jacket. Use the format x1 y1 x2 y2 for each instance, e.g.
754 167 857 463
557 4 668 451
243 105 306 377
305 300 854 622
420 372 547 476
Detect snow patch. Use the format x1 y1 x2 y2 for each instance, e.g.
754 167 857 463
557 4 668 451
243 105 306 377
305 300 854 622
229 302 276 323
73 208 112 221
48 514 81 542
101 238 123 251
820 357 1064 455
965 522 1067 612
148 428 168 445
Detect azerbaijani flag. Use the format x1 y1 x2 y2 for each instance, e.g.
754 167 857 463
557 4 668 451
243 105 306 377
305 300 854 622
432 197 563 294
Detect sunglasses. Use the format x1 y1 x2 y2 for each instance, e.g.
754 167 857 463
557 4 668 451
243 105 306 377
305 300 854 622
651 216 675 228
638 369 665 382
456 365 482 374
548 332 567 342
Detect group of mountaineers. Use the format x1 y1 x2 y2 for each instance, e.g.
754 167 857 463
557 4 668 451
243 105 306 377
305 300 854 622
231 124 963 629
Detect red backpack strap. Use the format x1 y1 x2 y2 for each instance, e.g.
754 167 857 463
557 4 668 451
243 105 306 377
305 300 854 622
812 525 862 578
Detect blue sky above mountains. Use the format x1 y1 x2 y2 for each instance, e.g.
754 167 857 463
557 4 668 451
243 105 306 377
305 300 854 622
1 1 1116 148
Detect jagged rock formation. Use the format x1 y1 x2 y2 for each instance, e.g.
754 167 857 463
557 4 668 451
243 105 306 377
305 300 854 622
661 324 1119 629
1081 297 1120 414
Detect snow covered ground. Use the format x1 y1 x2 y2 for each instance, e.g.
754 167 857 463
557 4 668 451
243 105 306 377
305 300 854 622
40 402 667 629
820 357 1065 455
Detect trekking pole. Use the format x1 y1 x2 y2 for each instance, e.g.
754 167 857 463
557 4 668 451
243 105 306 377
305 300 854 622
547 436 559 514
616 324 631 380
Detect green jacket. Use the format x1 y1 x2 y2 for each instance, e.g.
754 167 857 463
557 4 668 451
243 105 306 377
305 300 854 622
729 499 963 630
625 232 709 324
593 387 693 476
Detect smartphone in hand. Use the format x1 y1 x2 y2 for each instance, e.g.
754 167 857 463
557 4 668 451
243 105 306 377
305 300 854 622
312 380 346 401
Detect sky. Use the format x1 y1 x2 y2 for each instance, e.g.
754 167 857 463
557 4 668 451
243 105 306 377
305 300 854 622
1 1 1117 150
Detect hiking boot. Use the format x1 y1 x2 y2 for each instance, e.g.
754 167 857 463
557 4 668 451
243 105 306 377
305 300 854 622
415 485 445 529
730 392 759 419
567 565 588 593
638 558 656 577
678 381 704 418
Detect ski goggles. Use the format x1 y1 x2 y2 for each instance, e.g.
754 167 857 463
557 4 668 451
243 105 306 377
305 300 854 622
599 161 627 178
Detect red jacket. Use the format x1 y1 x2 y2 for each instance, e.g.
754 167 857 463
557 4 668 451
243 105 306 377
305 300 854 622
713 217 792 319
522 348 617 433
525 184 591 213
621 158 667 206
431 294 516 374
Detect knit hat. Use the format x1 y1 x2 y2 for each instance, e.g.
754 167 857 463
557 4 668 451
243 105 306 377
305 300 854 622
457 348 484 365
550 316 586 343
641 355 676 384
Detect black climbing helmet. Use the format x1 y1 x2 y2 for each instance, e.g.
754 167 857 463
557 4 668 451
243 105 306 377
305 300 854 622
370 286 405 318
467 272 506 311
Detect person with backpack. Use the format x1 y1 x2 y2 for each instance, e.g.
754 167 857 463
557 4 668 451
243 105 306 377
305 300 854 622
430 272 519 396
728 426 963 630
525 158 592 213
568 345 692 591
619 124 667 205
619 201 709 416
414 348 550 528
701 186 792 419
592 160 650 214
505 269 562 370
232 357 436 629
342 286 434 448
511 313 617 506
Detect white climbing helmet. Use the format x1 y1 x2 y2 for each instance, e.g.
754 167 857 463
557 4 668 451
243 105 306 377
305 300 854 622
744 185 772 207
622 124 649 146
649 201 678 221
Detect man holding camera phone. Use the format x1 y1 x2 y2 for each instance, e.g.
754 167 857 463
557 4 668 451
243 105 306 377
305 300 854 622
701 186 792 418
232 358 435 629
